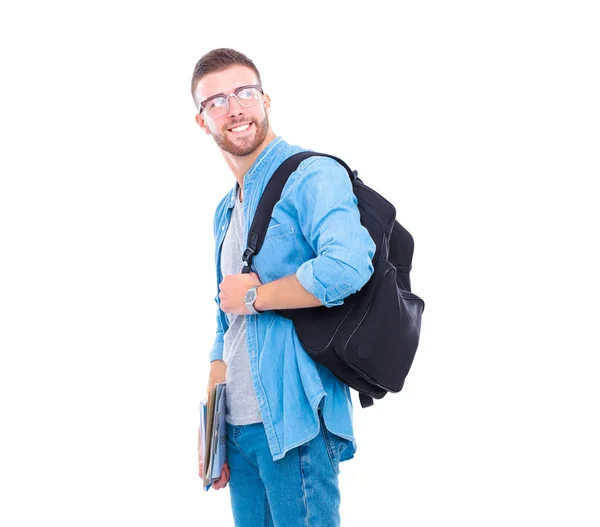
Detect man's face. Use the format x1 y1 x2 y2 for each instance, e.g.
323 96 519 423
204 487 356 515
194 65 271 157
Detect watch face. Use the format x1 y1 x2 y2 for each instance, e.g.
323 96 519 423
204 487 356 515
244 288 257 304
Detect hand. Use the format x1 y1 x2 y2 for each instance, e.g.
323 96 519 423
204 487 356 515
198 429 230 490
212 462 230 490
219 272 262 315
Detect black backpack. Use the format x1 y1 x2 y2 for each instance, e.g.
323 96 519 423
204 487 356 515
241 152 425 408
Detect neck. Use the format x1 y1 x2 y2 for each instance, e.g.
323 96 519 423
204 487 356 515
221 130 278 199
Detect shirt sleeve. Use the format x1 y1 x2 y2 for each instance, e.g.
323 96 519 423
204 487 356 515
209 197 231 363
291 157 376 307
208 294 228 362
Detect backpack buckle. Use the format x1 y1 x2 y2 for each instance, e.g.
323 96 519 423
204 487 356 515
242 247 255 266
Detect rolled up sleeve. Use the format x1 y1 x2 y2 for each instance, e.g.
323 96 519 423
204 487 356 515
208 294 228 362
292 158 376 307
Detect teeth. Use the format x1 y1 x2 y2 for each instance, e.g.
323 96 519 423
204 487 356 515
231 124 250 132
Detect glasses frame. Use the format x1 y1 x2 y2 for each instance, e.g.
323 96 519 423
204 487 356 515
198 84 264 116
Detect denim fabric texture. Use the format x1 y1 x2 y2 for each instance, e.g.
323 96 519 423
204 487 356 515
226 412 348 526
209 137 376 462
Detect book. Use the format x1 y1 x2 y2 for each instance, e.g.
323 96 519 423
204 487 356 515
199 382 227 492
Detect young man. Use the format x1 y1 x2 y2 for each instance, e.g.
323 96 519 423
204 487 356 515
192 48 375 526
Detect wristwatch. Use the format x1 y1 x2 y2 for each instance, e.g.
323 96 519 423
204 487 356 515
244 286 261 315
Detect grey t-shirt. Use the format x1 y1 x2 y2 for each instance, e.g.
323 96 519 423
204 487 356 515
221 188 263 425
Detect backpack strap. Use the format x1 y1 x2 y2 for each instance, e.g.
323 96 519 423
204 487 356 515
241 152 378 409
359 393 374 408
241 151 355 272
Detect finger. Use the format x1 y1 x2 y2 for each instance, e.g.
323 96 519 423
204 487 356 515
214 475 226 490
222 468 230 487
210 462 230 489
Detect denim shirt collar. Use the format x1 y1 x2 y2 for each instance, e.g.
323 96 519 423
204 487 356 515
225 136 285 210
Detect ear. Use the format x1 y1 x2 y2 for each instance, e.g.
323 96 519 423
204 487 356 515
195 113 211 135
263 93 272 113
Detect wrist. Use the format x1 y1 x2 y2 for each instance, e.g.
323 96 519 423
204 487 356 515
253 285 266 312
244 285 262 315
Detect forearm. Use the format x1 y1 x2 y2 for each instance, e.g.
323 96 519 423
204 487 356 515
207 360 226 395
254 274 322 311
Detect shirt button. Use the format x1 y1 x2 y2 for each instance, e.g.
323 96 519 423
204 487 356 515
221 225 226 231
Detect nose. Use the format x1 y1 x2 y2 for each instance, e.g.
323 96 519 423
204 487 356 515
227 94 244 117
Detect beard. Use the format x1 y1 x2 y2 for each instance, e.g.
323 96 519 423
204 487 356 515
211 114 270 157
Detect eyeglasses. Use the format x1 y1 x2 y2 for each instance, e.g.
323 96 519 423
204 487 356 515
198 84 264 118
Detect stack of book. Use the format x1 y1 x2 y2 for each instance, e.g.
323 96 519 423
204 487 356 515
199 382 227 491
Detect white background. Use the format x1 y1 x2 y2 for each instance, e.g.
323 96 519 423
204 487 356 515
1 1 599 526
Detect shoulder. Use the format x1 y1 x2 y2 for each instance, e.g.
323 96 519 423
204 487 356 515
297 155 348 176
284 155 352 199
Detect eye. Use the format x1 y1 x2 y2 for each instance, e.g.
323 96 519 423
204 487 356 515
238 88 258 100
207 97 227 109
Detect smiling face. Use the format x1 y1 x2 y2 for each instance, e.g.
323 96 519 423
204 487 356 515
194 65 273 157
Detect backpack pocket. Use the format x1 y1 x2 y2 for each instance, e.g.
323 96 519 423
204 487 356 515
338 260 424 393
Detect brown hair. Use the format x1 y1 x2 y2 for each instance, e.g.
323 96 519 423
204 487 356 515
191 48 262 107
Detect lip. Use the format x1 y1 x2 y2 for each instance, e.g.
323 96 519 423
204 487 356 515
227 122 253 133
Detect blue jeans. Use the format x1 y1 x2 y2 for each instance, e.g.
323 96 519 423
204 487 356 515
226 412 348 526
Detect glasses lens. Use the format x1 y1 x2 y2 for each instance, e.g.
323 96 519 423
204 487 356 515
236 87 262 108
203 87 262 117
205 96 228 117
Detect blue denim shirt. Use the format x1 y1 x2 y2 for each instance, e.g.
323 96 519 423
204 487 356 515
209 137 376 461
